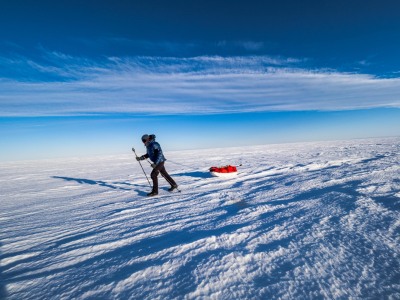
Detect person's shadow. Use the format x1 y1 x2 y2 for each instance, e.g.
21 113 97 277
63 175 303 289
52 176 131 190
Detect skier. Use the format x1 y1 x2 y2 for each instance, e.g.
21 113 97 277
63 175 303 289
136 134 178 196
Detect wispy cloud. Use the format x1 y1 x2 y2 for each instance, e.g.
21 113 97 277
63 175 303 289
0 52 399 116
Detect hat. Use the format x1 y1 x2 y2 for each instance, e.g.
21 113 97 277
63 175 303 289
141 134 149 142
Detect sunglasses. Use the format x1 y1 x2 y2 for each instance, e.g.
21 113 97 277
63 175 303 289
142 138 147 143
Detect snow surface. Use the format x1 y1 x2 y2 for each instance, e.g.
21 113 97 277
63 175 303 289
1 138 400 300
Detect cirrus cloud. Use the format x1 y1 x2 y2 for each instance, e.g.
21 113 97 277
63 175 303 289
0 53 399 116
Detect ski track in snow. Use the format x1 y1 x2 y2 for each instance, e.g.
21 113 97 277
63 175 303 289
1 138 400 299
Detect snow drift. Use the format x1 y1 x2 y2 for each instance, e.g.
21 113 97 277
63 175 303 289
1 138 399 299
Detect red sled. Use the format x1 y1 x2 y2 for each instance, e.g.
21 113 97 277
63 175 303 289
209 165 238 177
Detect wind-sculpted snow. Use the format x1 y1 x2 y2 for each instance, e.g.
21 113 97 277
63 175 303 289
1 138 399 299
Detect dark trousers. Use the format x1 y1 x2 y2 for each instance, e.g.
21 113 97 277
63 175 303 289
151 161 177 192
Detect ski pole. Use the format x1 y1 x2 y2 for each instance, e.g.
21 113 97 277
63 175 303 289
145 158 181 193
132 147 152 188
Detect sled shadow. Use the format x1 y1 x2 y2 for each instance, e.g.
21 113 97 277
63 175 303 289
52 176 131 190
174 171 212 179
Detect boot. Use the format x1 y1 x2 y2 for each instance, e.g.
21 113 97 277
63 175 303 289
147 191 158 197
168 185 178 192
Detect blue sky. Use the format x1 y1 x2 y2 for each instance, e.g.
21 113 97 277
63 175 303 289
1 0 400 161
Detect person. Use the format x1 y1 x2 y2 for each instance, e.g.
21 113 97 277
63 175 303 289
136 134 178 196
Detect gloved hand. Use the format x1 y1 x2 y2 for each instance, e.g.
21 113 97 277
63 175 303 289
151 163 157 168
136 155 145 161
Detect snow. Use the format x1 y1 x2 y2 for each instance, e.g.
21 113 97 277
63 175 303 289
1 138 400 299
